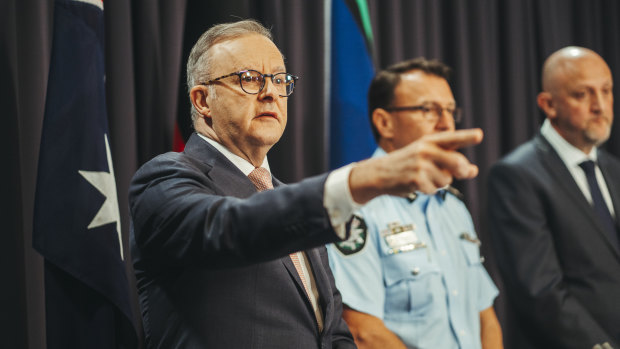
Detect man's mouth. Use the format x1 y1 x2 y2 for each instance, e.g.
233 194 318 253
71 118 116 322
256 112 278 120
590 115 611 124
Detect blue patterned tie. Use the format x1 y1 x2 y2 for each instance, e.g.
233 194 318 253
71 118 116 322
579 160 619 249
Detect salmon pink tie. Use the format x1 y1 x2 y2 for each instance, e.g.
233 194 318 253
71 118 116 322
247 168 314 298
247 167 273 191
289 251 312 297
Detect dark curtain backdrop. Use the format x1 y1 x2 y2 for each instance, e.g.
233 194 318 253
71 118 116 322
3 0 620 348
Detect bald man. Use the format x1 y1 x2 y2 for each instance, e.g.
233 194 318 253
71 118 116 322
488 46 620 349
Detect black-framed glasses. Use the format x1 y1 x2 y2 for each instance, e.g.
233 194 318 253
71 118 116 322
201 69 299 97
385 103 462 123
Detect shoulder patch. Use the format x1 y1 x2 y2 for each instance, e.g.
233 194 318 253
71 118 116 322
334 214 367 255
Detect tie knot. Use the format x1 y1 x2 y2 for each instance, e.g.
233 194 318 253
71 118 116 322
579 160 596 176
248 167 273 191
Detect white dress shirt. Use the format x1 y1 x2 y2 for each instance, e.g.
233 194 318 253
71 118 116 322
541 119 615 218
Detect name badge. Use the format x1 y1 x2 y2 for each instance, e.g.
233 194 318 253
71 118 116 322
382 222 426 254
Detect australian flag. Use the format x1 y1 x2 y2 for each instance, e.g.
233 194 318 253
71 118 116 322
33 0 137 347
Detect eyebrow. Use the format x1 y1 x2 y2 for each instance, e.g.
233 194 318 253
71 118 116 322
570 82 614 90
421 100 456 106
236 66 287 73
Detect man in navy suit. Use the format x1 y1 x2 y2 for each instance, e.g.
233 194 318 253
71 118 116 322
129 19 483 348
489 47 620 349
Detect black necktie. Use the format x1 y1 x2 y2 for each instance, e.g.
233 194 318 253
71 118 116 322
579 160 619 248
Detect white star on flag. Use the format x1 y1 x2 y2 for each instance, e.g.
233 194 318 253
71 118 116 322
78 134 124 260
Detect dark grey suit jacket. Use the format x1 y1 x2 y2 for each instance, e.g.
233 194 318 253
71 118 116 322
129 133 355 348
488 134 620 348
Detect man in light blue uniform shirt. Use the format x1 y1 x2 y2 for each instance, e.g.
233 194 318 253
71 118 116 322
327 58 502 349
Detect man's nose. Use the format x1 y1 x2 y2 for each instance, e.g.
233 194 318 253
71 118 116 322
435 109 454 131
258 76 277 100
591 90 606 114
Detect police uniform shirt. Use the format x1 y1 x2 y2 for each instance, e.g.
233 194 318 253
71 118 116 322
327 148 498 349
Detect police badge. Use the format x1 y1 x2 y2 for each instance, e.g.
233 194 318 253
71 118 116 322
334 214 367 255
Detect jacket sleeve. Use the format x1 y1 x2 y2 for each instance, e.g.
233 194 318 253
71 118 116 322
129 154 341 270
488 161 616 348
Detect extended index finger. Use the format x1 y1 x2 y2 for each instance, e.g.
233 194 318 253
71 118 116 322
426 128 484 150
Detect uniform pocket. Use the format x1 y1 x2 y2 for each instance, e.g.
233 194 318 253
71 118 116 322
458 232 482 266
383 248 442 319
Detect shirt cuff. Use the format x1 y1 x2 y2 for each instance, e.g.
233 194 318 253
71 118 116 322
324 163 362 240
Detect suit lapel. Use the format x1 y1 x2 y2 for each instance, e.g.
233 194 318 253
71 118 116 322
272 178 315 308
281 255 315 311
306 248 332 328
281 248 331 329
207 161 257 198
537 135 620 258
184 133 257 198
596 153 620 258
536 136 593 211
598 152 620 227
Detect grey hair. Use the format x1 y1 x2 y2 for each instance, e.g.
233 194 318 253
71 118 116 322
186 19 274 124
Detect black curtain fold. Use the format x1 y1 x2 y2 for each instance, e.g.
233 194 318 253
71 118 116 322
254 0 327 180
1 0 53 347
3 1 620 347
130 0 188 165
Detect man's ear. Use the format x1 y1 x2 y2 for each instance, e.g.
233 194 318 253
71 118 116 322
190 85 211 118
537 91 556 119
372 108 394 139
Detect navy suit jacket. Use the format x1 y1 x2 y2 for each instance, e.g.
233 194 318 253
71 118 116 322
129 133 355 348
488 134 620 348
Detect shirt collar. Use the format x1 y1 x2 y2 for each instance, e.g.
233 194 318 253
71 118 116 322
196 133 270 176
540 118 598 167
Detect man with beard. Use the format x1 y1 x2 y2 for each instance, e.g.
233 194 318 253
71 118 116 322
488 46 620 349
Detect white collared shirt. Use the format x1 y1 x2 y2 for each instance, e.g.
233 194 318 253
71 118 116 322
541 119 615 218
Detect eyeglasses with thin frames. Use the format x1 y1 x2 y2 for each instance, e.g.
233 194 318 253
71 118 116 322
201 69 299 97
384 103 462 123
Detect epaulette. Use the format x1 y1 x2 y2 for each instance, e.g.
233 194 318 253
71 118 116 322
406 192 418 203
441 186 465 202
